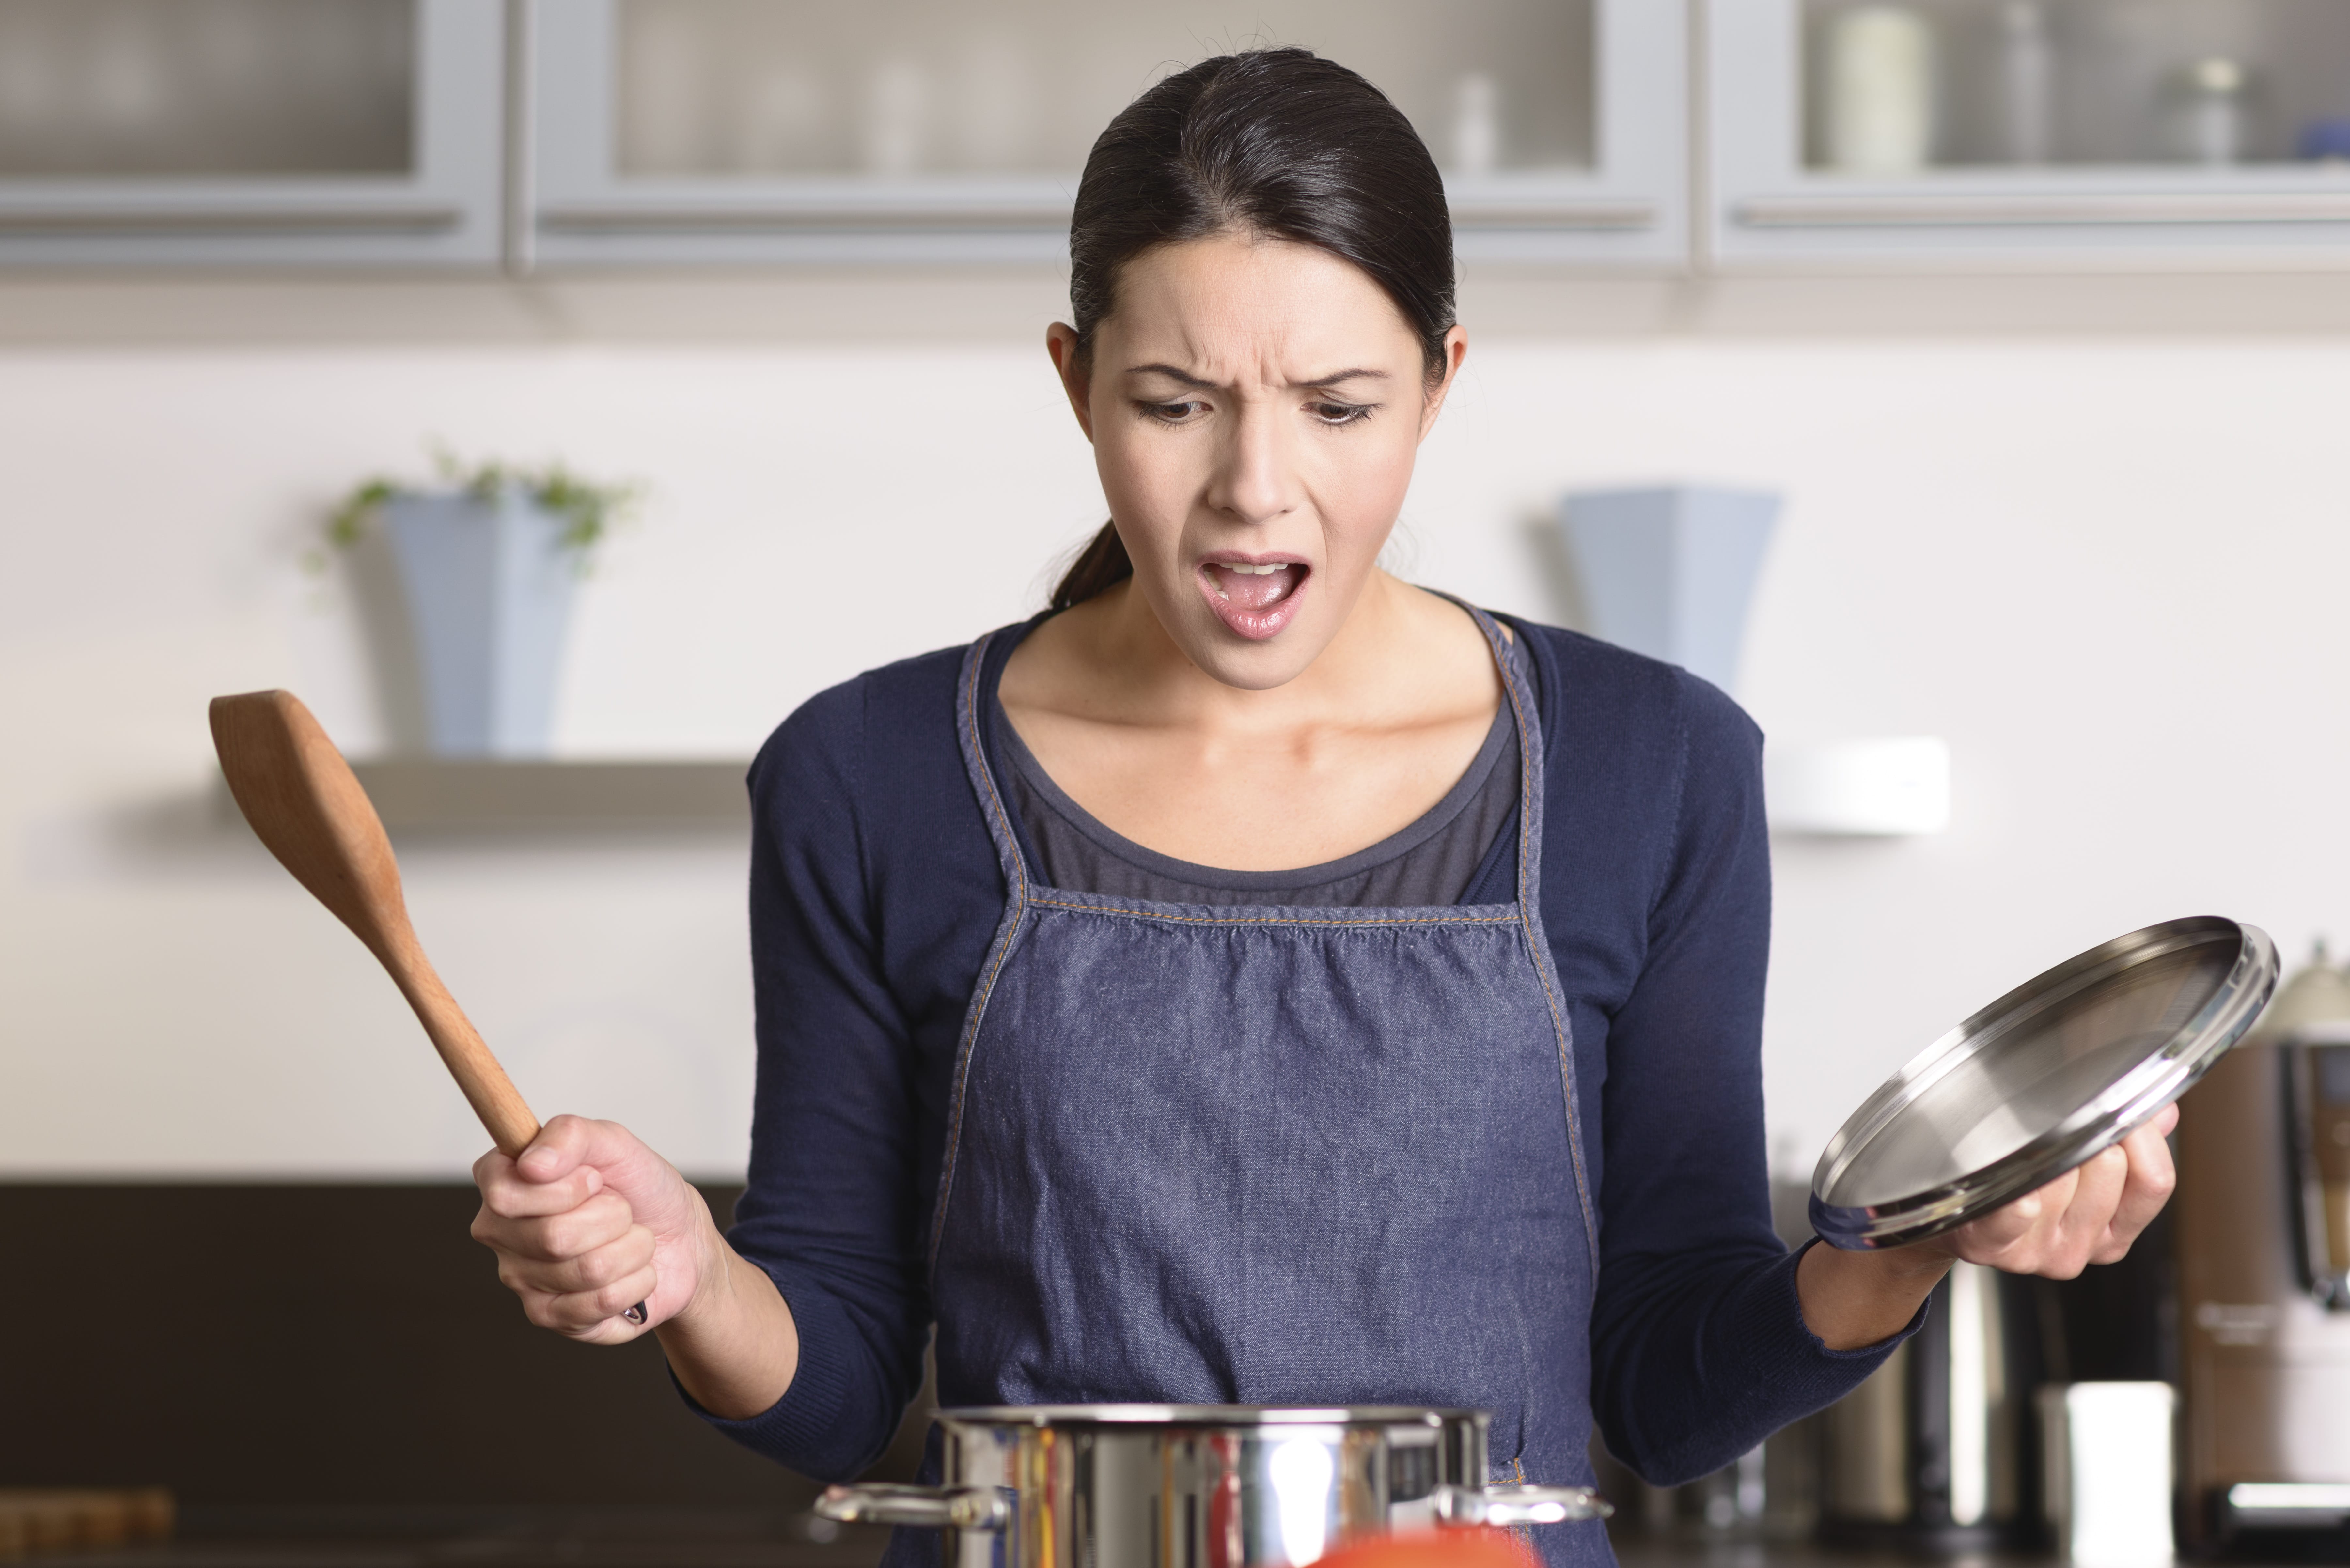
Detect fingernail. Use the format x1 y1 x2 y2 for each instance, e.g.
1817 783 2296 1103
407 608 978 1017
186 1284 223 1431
623 1302 648 1326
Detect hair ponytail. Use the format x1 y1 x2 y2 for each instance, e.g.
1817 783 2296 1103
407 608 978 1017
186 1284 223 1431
1050 520 1133 611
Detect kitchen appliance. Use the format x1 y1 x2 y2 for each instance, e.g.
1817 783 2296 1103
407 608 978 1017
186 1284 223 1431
1812 916 2277 1249
1817 1260 2034 1548
815 1405 1608 1568
2038 1381 2175 1565
2176 949 2350 1547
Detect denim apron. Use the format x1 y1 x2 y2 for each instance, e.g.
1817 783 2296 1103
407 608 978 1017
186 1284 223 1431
913 607 1606 1568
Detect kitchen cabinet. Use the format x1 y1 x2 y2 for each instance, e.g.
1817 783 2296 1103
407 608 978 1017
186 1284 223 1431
526 0 1688 268
1705 0 2350 267
0 0 505 268
13 1 2350 275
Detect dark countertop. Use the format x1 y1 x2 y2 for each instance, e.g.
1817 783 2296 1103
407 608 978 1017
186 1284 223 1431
27 1516 2093 1568
25 1508 886 1568
53 1516 2350 1568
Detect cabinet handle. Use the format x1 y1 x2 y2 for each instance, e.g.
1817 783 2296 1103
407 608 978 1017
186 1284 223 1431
1450 201 1655 231
539 204 1074 233
542 199 1657 235
0 205 463 234
1736 191 2350 228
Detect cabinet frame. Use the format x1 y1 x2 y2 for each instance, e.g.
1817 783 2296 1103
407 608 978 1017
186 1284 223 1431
525 0 1688 269
1703 0 2350 269
0 0 507 270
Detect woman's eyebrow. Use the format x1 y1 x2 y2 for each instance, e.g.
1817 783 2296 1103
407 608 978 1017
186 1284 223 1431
1124 363 1216 387
1122 364 1391 388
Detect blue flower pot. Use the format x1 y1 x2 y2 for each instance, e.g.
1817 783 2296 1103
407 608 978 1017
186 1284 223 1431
379 488 578 757
1558 485 1780 695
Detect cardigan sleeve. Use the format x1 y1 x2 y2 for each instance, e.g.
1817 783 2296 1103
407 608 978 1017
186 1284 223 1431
1584 669 1920 1485
687 675 933 1480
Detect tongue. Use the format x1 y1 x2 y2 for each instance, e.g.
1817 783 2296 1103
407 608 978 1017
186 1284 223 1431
1215 566 1297 611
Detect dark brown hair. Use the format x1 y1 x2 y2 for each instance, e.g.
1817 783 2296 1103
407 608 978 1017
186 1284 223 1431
1047 47 1457 612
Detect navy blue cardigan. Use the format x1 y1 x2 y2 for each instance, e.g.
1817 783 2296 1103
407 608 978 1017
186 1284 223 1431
696 614 1908 1483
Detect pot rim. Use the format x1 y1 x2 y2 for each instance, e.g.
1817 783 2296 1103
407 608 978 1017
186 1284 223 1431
937 1405 1483 1428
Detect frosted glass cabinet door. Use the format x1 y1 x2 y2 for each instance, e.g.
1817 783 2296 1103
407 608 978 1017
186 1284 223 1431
1705 0 2350 266
0 0 502 267
526 0 1685 267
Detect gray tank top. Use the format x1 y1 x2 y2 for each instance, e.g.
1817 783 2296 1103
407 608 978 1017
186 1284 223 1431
990 638 1524 908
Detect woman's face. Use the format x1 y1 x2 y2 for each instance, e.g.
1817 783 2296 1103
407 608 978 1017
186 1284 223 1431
1050 233 1465 691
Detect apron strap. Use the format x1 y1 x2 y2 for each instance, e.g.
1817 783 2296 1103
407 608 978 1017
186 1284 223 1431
933 630 1038 1271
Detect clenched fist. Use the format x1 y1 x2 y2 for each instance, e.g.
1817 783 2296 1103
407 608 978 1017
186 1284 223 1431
471 1115 717 1345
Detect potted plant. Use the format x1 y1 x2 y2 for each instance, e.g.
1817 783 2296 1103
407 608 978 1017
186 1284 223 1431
325 451 638 758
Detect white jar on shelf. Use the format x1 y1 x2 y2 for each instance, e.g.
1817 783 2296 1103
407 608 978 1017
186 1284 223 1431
1821 4 1936 175
2172 56 2249 166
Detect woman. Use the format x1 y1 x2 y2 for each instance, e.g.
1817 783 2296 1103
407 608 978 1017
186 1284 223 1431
471 50 2175 1567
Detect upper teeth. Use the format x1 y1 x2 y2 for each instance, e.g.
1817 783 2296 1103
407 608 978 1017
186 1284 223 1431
1222 562 1288 574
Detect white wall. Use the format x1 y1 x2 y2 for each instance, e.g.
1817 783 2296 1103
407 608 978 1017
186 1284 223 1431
3 274 2345 1182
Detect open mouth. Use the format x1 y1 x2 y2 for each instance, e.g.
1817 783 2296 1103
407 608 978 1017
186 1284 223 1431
1197 558 1309 642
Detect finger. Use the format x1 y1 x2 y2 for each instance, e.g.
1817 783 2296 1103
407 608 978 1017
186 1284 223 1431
478 1190 637 1264
526 1262 662 1336
2092 1122 2178 1264
2044 1145 2129 1276
513 1284 649 1344
2149 1101 2182 1140
1951 1165 2076 1267
475 1153 604 1221
498 1225 656 1298
517 1114 605 1185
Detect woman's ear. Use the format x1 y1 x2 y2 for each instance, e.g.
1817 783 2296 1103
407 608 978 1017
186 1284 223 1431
1045 323 1096 442
1418 324 1469 440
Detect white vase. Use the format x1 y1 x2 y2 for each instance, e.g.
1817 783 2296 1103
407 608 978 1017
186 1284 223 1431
378 488 578 757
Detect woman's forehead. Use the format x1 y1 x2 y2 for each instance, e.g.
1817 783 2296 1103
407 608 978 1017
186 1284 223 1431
1104 233 1418 377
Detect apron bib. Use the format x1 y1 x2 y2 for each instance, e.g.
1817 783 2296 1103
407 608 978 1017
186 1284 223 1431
914 607 1605 1567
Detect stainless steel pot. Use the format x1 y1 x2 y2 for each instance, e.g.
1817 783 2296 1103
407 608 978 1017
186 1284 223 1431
816 1405 1610 1568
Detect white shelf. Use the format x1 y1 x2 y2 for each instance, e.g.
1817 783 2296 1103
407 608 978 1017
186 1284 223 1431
343 759 750 833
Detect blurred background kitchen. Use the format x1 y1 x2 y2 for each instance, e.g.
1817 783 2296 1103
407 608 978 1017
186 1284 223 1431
6 0 2350 1563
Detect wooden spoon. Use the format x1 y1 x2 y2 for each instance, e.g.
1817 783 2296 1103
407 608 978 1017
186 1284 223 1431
209 690 540 1156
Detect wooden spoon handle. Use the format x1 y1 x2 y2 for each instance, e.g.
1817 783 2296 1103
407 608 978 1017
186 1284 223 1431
210 689 541 1159
389 950 541 1158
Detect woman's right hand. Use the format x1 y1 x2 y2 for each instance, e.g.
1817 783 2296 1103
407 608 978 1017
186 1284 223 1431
471 1114 719 1346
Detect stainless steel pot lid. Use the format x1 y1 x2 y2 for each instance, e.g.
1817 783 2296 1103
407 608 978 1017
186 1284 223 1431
1812 915 2278 1250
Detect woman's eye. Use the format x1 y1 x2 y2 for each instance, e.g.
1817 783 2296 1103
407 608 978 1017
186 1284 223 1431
1141 400 1205 424
1310 401 1374 426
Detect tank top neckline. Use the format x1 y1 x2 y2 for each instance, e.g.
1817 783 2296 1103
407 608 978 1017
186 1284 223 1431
986 646 1522 895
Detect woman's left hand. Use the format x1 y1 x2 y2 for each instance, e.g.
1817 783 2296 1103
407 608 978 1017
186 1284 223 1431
1796 1102 2180 1351
1938 1101 2178 1277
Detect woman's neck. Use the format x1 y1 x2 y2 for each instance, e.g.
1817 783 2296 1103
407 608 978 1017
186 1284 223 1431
1042 569 1483 736
999 571 1505 871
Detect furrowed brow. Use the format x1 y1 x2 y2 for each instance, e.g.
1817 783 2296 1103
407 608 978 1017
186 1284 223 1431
1124 363 1217 389
1299 368 1389 389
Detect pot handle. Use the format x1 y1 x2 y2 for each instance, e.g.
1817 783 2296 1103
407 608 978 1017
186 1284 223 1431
815 1483 1009 1532
1429 1484 1612 1527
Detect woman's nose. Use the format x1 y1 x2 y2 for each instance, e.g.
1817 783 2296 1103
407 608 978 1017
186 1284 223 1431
1205 402 1300 525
